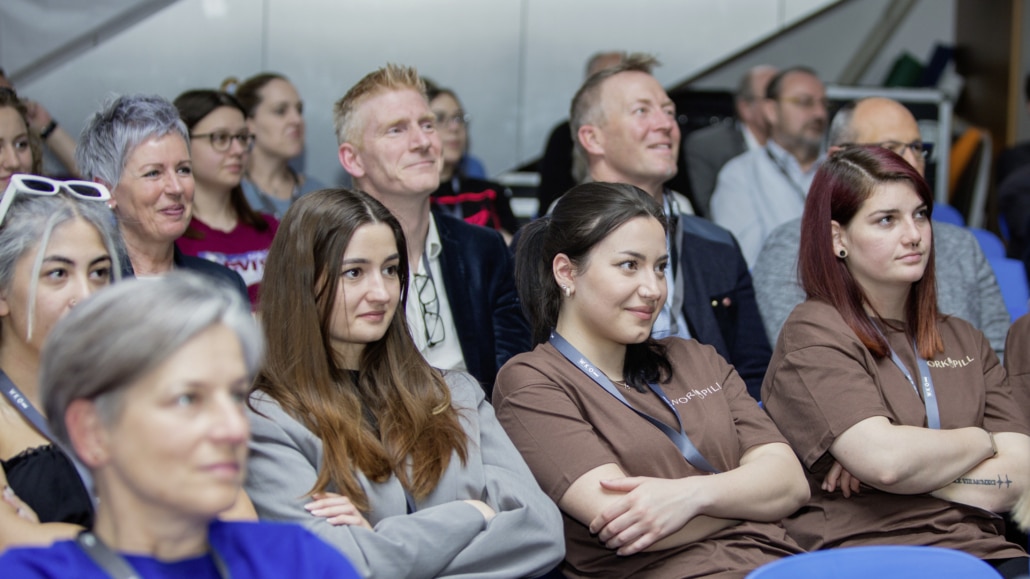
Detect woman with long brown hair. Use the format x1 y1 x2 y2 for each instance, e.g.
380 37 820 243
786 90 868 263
244 188 562 578
762 146 1030 577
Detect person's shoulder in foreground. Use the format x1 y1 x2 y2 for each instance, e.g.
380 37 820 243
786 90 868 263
0 520 359 579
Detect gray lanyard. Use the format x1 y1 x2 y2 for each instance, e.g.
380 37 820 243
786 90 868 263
76 531 230 579
1 369 96 505
765 148 808 202
874 324 941 430
549 331 719 473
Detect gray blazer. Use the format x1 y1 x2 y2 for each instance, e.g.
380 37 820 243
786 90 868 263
246 371 564 579
752 218 1011 357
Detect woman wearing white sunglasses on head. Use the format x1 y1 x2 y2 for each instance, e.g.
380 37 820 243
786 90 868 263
76 95 247 300
0 175 121 551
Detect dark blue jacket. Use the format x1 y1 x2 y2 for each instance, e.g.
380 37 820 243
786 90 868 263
677 214 771 399
120 245 249 302
434 211 531 397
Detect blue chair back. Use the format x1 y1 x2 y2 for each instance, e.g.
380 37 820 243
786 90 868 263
746 546 1001 579
987 257 1029 321
970 228 1006 258
934 203 966 227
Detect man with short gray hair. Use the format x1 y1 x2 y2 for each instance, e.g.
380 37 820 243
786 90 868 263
572 54 771 398
710 66 828 267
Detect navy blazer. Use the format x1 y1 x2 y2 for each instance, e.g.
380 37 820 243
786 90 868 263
434 211 531 397
120 245 249 302
676 214 771 399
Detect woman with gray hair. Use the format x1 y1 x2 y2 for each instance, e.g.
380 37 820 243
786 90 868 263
76 94 246 298
0 272 359 577
0 177 121 550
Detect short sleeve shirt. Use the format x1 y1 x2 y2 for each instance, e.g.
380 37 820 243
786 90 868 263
762 299 1030 558
494 338 801 579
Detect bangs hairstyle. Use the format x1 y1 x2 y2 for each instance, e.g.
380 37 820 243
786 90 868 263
0 87 42 174
333 63 425 147
40 272 262 458
255 188 468 510
0 193 123 341
173 89 271 237
798 145 943 358
515 181 672 391
76 94 189 188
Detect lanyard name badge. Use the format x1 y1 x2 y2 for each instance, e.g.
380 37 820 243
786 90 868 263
548 331 719 474
76 530 231 579
0 369 96 504
873 325 941 430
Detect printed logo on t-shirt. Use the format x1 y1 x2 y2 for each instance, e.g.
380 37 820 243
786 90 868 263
668 382 723 406
926 355 974 369
198 249 268 287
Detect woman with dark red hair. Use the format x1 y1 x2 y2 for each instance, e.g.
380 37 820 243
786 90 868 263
762 146 1030 577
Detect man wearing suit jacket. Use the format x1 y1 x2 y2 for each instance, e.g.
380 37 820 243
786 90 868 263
683 65 777 218
335 64 531 396
572 54 771 398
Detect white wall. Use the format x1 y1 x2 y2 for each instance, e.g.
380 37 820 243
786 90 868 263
688 0 955 89
8 0 956 187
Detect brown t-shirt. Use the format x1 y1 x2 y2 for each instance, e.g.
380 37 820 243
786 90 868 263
1004 313 1030 424
494 338 802 579
762 299 1030 559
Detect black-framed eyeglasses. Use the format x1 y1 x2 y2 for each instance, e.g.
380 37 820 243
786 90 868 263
413 272 445 347
840 140 933 160
433 112 470 129
190 131 255 152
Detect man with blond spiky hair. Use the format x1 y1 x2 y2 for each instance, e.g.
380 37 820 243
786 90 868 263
334 64 529 395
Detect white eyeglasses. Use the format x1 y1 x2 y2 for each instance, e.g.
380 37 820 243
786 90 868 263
0 174 111 227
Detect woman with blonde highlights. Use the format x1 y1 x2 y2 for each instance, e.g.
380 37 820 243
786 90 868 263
245 188 562 578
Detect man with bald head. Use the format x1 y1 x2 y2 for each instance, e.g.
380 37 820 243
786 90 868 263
752 97 1010 355
684 65 777 217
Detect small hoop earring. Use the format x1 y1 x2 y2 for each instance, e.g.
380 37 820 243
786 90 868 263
561 285 571 298
838 249 847 258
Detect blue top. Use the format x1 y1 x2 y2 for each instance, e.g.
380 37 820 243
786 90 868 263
0 520 359 578
241 173 326 219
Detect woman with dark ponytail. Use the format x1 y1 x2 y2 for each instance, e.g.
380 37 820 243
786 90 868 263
495 181 807 579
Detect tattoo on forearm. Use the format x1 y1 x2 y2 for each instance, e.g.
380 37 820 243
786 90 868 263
952 474 1012 488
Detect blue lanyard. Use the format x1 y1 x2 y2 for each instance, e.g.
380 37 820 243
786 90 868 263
548 331 719 473
874 327 941 430
1 369 96 505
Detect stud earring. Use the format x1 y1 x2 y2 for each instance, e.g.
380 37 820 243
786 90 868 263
838 249 847 258
561 285 571 298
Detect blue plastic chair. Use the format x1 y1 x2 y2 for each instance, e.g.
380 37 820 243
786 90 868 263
934 203 966 227
988 257 1029 321
746 546 1001 579
970 227 1006 258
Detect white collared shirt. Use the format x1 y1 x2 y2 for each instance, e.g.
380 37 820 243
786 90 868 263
405 214 467 372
